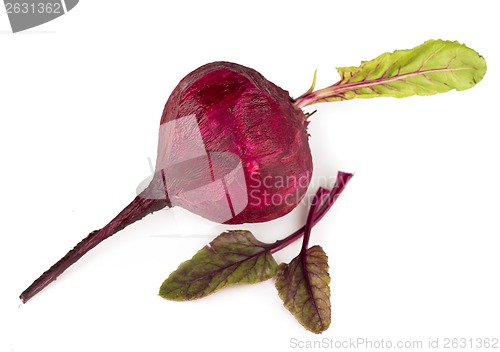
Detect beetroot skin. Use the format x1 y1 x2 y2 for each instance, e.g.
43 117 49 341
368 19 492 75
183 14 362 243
154 62 313 224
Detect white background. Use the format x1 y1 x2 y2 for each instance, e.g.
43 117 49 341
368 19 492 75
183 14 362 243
1 1 499 351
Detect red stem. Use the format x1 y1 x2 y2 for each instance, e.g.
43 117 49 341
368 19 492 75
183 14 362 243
270 171 353 253
300 188 330 255
19 190 169 303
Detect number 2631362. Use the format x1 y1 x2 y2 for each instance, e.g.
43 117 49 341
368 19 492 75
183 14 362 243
5 2 62 14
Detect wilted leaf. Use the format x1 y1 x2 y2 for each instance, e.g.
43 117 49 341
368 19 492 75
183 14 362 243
276 245 331 334
159 230 277 300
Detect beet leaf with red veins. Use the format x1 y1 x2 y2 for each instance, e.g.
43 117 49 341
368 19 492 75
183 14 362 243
160 172 352 333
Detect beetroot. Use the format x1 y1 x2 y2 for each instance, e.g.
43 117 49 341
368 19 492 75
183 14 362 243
20 61 312 303
154 62 312 224
20 39 485 303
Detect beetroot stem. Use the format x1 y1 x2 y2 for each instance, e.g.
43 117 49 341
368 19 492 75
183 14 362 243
270 171 353 254
300 188 330 254
293 84 340 108
20 190 169 303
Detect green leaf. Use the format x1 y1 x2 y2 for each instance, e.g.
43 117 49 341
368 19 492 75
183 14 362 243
275 245 331 334
336 39 486 100
159 230 278 300
295 39 486 106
